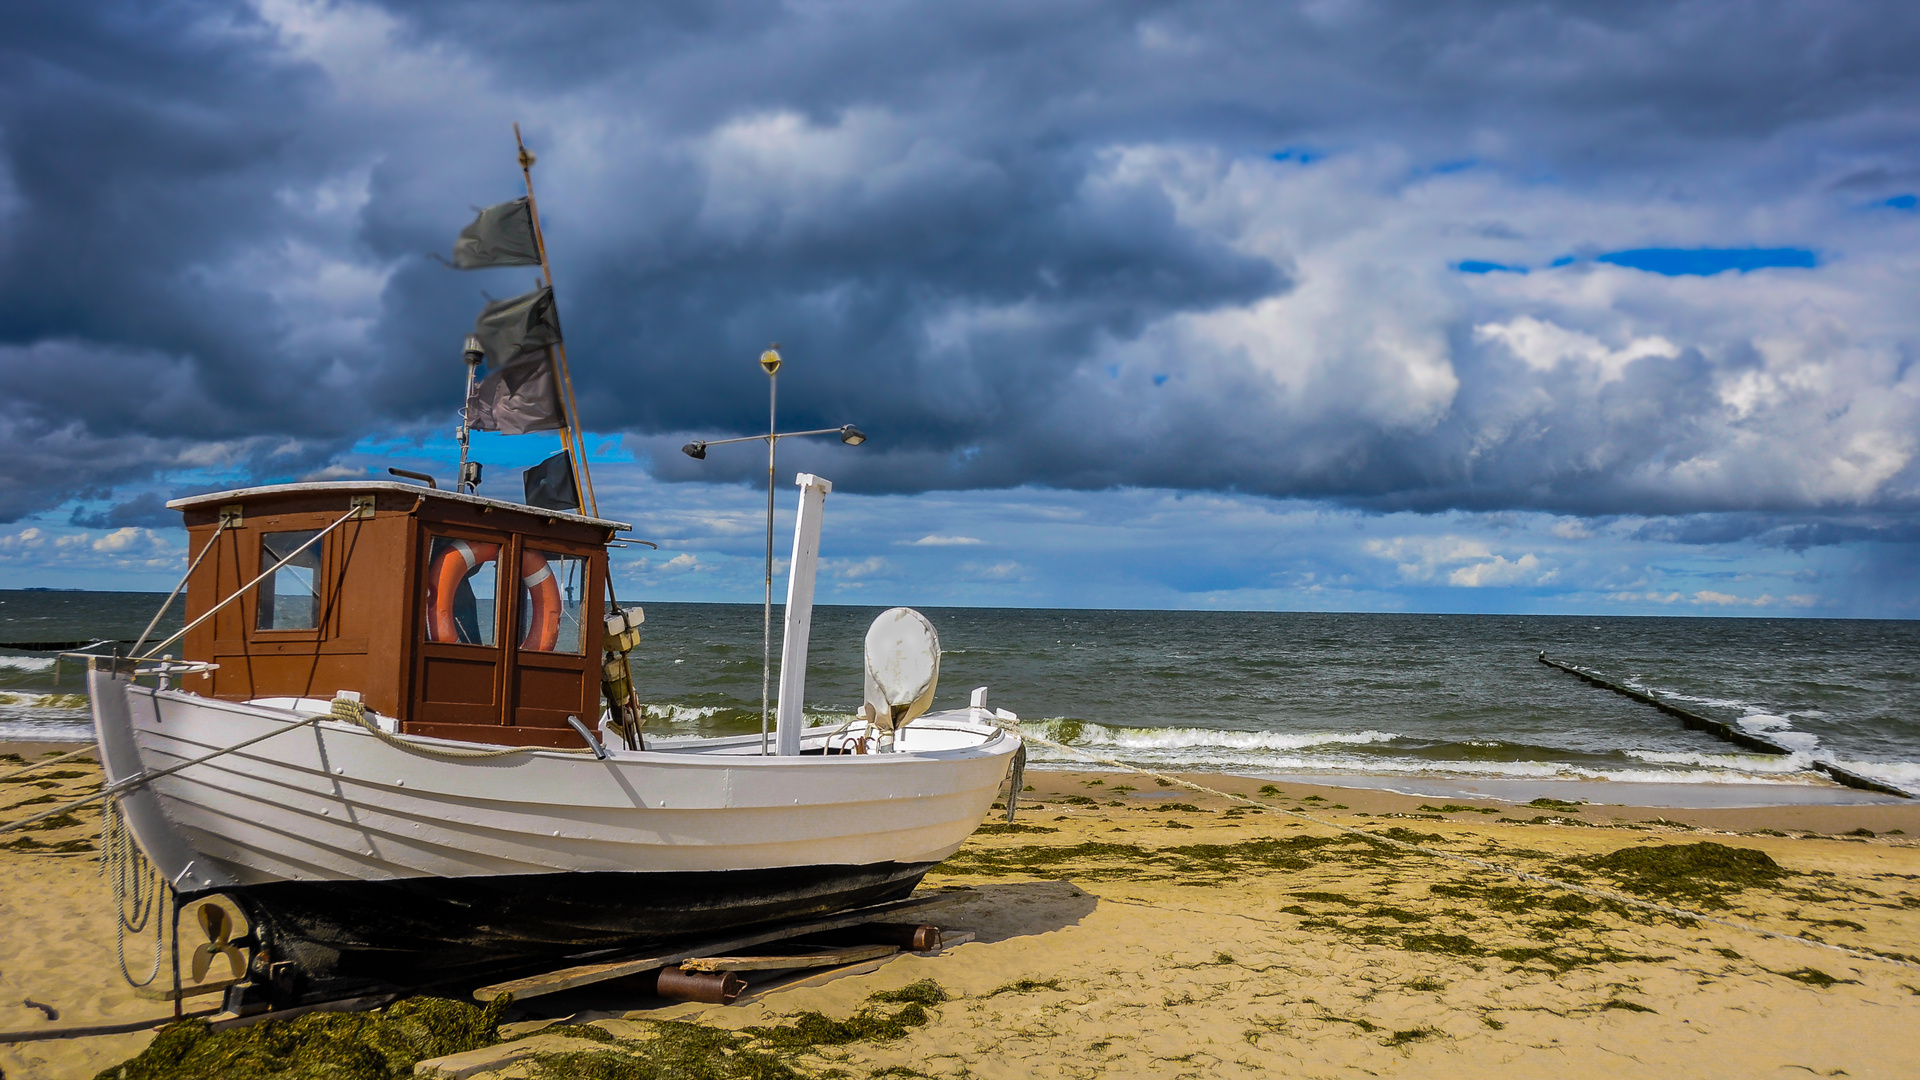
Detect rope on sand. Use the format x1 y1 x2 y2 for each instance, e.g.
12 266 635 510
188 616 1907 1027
1004 723 1920 976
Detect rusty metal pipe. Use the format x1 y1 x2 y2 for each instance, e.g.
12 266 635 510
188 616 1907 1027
652 965 746 1004
857 923 943 951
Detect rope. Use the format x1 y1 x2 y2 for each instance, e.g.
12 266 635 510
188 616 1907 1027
1004 723 1920 976
138 506 362 662
0 714 328 835
100 800 169 988
131 521 225 657
327 697 594 758
0 743 97 783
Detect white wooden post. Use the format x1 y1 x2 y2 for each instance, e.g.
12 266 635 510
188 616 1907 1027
774 473 833 755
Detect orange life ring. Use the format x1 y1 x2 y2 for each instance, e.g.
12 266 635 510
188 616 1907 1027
426 540 499 644
425 541 563 650
518 549 562 652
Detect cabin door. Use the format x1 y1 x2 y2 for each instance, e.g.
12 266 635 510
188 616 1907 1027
412 528 511 728
502 541 598 729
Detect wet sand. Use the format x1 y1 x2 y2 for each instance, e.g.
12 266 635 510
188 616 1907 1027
5 751 1919 1078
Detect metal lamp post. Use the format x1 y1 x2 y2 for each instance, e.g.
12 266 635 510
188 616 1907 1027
681 347 866 754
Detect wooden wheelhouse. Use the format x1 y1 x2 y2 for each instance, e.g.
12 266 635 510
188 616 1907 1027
169 481 628 748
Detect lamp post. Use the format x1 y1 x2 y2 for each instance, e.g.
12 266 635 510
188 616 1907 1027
681 347 867 755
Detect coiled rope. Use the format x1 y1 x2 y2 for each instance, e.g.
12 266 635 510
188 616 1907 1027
327 696 593 759
99 800 169 988
1002 722 1920 975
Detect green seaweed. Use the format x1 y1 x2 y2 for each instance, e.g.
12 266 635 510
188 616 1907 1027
989 978 1063 995
1154 803 1201 813
1583 842 1788 906
97 995 510 1080
866 980 949 1006
1257 785 1282 796
1527 798 1584 812
1383 1025 1443 1046
1401 934 1486 957
1599 999 1656 1013
971 823 1058 835
1776 967 1855 988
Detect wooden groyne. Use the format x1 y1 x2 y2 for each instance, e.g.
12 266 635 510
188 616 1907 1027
1537 652 1912 799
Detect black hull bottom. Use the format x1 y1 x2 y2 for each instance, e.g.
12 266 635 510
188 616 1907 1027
221 861 936 987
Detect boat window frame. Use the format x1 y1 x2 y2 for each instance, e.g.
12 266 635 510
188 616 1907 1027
419 526 513 652
242 521 337 644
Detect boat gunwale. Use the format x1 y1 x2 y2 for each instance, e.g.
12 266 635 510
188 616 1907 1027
164 480 632 531
133 685 1015 768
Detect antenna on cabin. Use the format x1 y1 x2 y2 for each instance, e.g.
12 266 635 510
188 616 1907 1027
457 335 484 493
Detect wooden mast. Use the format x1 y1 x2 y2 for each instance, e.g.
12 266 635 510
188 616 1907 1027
513 123 599 518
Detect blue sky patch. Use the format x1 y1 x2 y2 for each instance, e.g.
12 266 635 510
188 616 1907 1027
1153 374 1169 386
1596 248 1816 276
1270 147 1323 164
1885 194 1917 210
1456 260 1525 274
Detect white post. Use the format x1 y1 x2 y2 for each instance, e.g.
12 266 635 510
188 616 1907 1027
774 473 833 755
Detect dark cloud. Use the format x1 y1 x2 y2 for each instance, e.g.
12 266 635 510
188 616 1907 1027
4 0 1920 531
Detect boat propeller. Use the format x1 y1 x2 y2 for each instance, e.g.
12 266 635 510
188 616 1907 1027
190 901 251 982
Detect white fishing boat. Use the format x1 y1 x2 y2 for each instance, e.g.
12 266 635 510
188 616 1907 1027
80 136 1024 1009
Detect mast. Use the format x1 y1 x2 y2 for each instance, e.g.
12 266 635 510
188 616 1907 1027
513 123 598 518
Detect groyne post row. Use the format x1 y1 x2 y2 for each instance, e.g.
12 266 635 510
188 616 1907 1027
1536 652 1912 800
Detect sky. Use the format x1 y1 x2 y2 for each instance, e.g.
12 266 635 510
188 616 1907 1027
1 0 1917 616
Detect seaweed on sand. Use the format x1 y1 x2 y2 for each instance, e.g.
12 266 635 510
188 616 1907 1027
96 995 511 1080
525 983 951 1080
1581 842 1789 906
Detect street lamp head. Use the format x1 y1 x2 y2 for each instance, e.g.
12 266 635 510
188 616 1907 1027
759 345 782 376
681 441 707 460
463 335 484 365
839 424 867 446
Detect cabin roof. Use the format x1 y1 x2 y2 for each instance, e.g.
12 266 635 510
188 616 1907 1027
166 481 633 531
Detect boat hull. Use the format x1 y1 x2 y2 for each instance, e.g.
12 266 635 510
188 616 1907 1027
229 861 933 983
86 664 1016 984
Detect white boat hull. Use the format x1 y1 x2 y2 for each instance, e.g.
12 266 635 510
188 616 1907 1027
87 665 1018 983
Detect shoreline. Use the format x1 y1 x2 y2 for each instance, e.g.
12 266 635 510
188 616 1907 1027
5 737 1912 813
4 759 1918 1078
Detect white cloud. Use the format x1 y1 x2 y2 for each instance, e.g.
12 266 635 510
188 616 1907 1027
904 535 985 546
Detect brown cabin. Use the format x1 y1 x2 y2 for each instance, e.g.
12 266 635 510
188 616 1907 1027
170 482 629 748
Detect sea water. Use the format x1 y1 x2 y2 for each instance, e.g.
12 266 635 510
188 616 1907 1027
6 592 1915 798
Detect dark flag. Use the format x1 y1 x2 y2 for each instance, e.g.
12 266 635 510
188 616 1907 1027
472 286 562 368
524 450 580 512
450 197 542 269
466 355 563 435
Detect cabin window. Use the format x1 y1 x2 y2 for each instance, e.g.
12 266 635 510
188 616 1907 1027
256 531 322 631
424 537 499 646
518 550 585 653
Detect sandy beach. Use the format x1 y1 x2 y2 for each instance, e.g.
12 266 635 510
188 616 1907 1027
5 748 1919 1078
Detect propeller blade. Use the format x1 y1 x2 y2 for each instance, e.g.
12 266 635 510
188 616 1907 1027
197 903 230 943
217 944 246 980
191 944 213 983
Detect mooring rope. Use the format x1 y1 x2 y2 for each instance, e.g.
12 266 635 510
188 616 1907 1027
326 696 593 759
130 520 226 658
99 800 170 988
1003 723 1920 975
0 743 98 784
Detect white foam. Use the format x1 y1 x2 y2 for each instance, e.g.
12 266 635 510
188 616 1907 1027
1735 713 1792 732
640 703 725 723
0 719 91 741
0 656 56 673
1627 748 1812 774
1825 759 1920 787
1080 725 1399 753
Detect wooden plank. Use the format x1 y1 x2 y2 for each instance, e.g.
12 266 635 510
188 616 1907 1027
682 944 897 972
472 891 970 1002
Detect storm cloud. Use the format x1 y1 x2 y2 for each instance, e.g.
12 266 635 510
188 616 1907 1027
4 0 1919 529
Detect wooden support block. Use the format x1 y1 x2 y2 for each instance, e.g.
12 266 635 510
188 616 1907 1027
682 944 898 972
473 890 970 1002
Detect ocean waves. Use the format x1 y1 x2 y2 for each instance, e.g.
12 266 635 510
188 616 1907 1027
1015 715 1890 788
